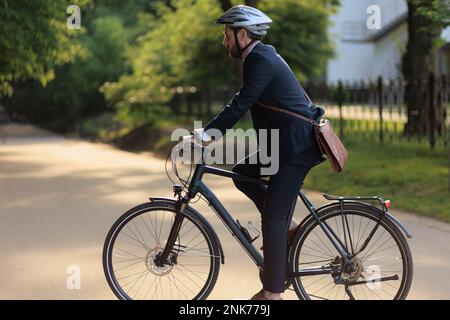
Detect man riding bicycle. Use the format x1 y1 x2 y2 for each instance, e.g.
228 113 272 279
103 5 413 301
194 5 325 300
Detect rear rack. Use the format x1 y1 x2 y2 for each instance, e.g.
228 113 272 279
323 193 388 211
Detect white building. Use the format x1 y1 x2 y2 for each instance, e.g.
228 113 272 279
326 0 450 83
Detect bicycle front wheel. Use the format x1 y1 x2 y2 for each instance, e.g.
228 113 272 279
103 201 221 300
289 203 413 300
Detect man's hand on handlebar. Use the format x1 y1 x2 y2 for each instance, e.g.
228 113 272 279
180 129 213 152
181 128 213 149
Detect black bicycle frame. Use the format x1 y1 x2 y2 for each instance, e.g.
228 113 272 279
158 162 353 275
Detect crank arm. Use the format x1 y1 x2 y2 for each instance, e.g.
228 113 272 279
348 274 399 286
291 266 334 277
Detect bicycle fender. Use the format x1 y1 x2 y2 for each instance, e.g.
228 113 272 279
383 210 412 238
149 197 226 263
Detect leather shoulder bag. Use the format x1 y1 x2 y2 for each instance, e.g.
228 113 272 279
256 100 349 173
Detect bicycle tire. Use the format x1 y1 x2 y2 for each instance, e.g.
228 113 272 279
103 201 221 300
289 202 413 300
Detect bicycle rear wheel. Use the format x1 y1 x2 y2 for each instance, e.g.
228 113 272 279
103 201 221 300
289 203 413 300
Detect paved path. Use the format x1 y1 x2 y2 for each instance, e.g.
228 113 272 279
0 127 449 299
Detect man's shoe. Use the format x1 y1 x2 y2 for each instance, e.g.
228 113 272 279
250 290 283 300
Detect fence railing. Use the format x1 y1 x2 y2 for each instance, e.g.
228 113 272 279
166 86 235 119
168 74 449 149
304 74 449 149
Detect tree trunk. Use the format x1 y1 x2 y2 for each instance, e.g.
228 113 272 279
402 1 444 136
245 0 258 7
218 0 232 11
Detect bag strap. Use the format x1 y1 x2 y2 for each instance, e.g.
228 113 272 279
299 82 313 105
256 101 318 126
256 101 327 156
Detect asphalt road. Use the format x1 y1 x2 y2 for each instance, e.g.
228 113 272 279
0 125 449 299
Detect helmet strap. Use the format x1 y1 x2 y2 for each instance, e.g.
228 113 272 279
232 28 256 59
232 28 243 57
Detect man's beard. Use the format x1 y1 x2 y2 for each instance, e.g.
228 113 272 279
227 46 241 60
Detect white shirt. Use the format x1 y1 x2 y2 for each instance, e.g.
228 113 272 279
242 40 261 62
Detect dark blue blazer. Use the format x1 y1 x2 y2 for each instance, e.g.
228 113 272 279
205 42 324 166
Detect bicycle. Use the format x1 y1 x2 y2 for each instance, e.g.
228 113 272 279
103 138 413 300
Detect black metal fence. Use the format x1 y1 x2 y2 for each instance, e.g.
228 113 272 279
168 74 450 149
166 86 235 119
305 74 450 149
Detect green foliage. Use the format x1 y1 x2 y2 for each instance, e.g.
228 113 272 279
103 0 336 127
0 0 90 96
3 13 128 132
410 0 450 28
1 0 156 131
102 0 234 127
77 15 128 90
2 0 337 132
407 0 450 52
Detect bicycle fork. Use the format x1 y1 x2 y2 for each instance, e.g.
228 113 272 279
154 187 188 267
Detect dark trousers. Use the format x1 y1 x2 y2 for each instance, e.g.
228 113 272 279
232 143 324 293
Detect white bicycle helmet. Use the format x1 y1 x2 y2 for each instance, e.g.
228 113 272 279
216 5 272 38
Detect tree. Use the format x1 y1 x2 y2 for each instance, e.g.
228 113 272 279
3 14 128 132
402 0 450 136
0 0 90 96
1 0 154 131
102 0 235 127
218 0 232 11
103 0 336 128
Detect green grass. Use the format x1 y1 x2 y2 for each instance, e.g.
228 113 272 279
304 138 450 222
329 117 405 135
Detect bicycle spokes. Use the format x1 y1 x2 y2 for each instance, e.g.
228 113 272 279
108 208 218 300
